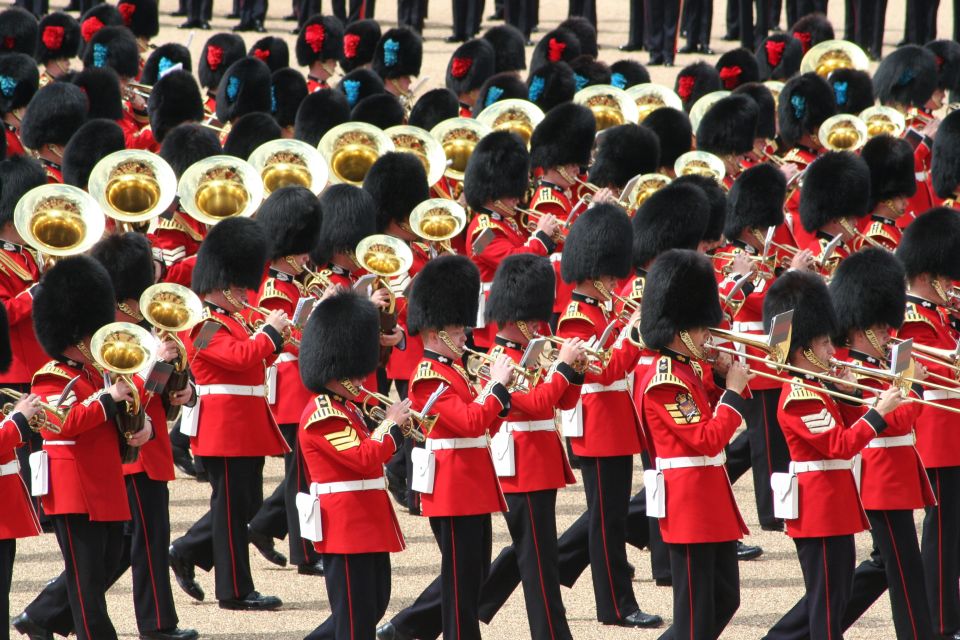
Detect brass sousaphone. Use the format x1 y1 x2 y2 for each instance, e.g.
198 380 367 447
859 106 906 138
14 184 106 259
318 122 395 186
626 83 684 122
409 198 467 245
674 151 726 183
574 84 640 130
800 39 870 77
177 155 264 226
88 150 177 230
430 117 493 183
818 113 869 151
384 124 448 187
248 138 329 195
475 99 545 146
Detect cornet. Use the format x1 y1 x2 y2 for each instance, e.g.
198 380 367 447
0 388 63 433
359 388 436 442
239 302 297 346
462 347 542 393
538 335 609 375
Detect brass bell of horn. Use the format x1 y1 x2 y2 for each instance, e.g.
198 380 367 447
248 138 329 195
88 150 177 226
475 99 545 146
688 90 732 133
318 122 395 186
800 39 870 77
626 83 683 122
384 125 448 187
621 173 672 213
409 199 467 242
818 113 869 152
859 106 906 139
14 184 106 257
574 84 640 130
176 155 264 226
429 117 493 183
674 151 726 184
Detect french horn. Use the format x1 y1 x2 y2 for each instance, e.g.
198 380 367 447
177 155 264 226
674 151 726 183
14 184 106 257
800 39 870 77
475 99 545 146
409 199 467 243
818 113 868 151
356 234 414 315
248 138 329 195
384 125 448 187
318 122 394 186
88 150 177 226
859 106 906 139
689 90 731 133
626 83 684 122
430 117 492 183
573 84 640 130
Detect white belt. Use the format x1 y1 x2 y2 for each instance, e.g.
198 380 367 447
0 459 19 476
504 419 556 433
310 477 385 495
275 353 298 364
733 321 764 332
791 459 854 473
916 171 928 181
44 440 76 446
481 282 492 293
196 384 266 397
923 389 960 401
657 452 726 470
581 380 629 394
425 436 488 451
865 433 916 449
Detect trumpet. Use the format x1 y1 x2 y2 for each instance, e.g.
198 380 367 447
462 347 542 393
539 335 609 375
838 218 888 251
714 253 775 280
239 302 297 346
0 388 63 433
359 388 435 442
302 265 335 299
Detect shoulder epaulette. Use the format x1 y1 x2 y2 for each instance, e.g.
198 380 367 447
532 186 567 209
645 357 690 392
303 395 350 429
903 303 936 330
471 213 494 237
783 382 826 408
629 276 644 302
31 361 75 384
412 360 449 385
866 222 898 245
782 148 811 166
157 213 205 242
0 250 33 282
557 301 593 328
260 278 293 304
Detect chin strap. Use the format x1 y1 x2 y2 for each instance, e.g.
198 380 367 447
516 320 536 342
284 255 305 276
117 302 144 322
438 330 464 358
557 165 578 186
863 328 887 358
592 280 612 301
881 199 905 217
679 330 707 361
222 289 244 310
931 279 951 307
802 347 830 371
339 378 361 397
75 341 93 364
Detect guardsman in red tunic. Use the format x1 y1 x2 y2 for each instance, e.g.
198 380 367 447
36 13 81 89
298 290 411 640
245 187 325 577
477 254 584 638
0 53 38 159
695 93 759 188
637 249 752 640
296 16 343 93
379 255 513 640
19 83 88 184
931 110 960 211
197 34 248 122
311 183 378 291
169 218 289 612
763 271 904 640
445 39 496 118
856 136 917 251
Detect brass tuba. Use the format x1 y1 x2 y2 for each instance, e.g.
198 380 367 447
318 122 395 186
626 83 683 122
859 106 906 138
409 199 467 243
177 155 264 226
14 184 106 258
818 113 869 151
620 173 672 213
356 234 414 365
800 39 870 77
430 117 492 183
88 150 177 228
674 151 726 183
689 90 731 133
574 84 640 130
475 99 545 146
248 138 329 195
384 125 448 187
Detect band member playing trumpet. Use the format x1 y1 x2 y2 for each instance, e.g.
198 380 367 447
856 136 918 250
695 93 759 187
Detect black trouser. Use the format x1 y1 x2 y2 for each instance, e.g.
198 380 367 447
905 0 938 43
248 423 320 567
312 553 391 640
736 0 769 50
187 0 213 22
660 541 739 640
645 0 680 63
398 0 426 29
726 0 740 37
854 0 887 57
744 388 789 529
238 0 267 25
922 466 960 637
452 0 484 39
173 456 265 601
297 0 321 26
0 539 13 640
479 490 572 638
625 0 644 46
685 0 713 48
505 0 537 38
332 0 375 21
567 0 596 26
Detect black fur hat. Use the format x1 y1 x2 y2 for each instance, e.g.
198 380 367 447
763 269 837 352
558 17 597 58
561 204 633 282
463 131 529 210
0 156 46 227
249 36 290 73
300 289 380 389
294 89 350 145
257 186 322 259
148 69 203 143
589 124 660 189
569 55 610 90
223 112 282 159
0 8 37 56
313 183 376 265
141 43 192 85
778 72 836 147
79 5 122 44
160 124 222 178
716 48 760 90
339 19 380 73
485 254 555 324
407 255 480 335
363 152 429 231
446 38 496 97
932 110 960 198
672 174 726 242
0 303 9 372
191 217 268 294
373 27 422 79
0 53 38 114
72 66 123 120
790 13 834 53
20 83 88 149
36 12 81 65
675 61 721 113
33 255 116 358
861 135 917 208
337 68 385 109
216 57 272 123
530 102 595 169
609 59 650 89
756 33 803 81
642 107 692 169
61 119 125 189
296 15 343 67
695 94 759 156
409 88 459 130
640 249 722 350
530 28 581 72
90 232 154 302
828 68 874 115
271 67 308 129
632 184 709 268
927 40 960 92
800 151 870 232
874 45 938 108
483 24 526 73
734 82 776 139
896 207 960 280
199 33 246 91
526 61 576 111
82 25 139 78
0 131 5 160
473 73 529 116
117 0 158 38
830 248 906 339
724 163 786 239
351 92 404 129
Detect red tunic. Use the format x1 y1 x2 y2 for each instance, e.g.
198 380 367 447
528 180 575 315
0 243 46 384
855 214 903 251
804 231 851 279
40 159 62 184
0 414 41 539
385 242 430 383
121 368 176 482
148 206 207 269
4 123 24 157
781 146 818 250
306 76 329 93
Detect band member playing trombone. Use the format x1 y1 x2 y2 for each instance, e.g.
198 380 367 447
856 136 917 251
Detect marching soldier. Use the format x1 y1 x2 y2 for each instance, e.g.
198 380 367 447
674 62 721 113
932 110 960 206
197 34 247 116
445 39 496 117
856 135 917 250
0 53 38 158
695 94 760 187
18 82 87 183
310 183 378 291
372 27 422 103
296 15 344 93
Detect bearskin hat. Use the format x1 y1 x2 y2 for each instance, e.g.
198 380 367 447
90 232 154 302
223 112 282 159
410 88 459 130
642 107 692 169
142 43 192 85
716 48 760 90
756 33 803 81
530 28 580 72
33 256 116 358
724 163 786 239
561 204 633 282
483 24 526 73
296 15 344 67
0 303 9 372
446 38 496 97
526 61 576 111
530 102 595 169
672 174 726 243
313 184 376 265
20 83 88 150
675 61 721 112
256 186 322 259
0 8 37 56
896 207 960 280
116 0 158 38
778 72 837 147
294 89 350 145
0 53 38 114
569 55 611 90
373 27 422 79
485 254 555 324
874 45 938 108
558 17 597 58
800 151 870 231
249 36 289 73
734 82 776 139
932 110 960 198
473 73 528 116
463 131 529 211
0 156 45 227
763 269 837 352
351 92 404 129
927 40 960 92
828 68 874 115
696 94 759 156
339 19 380 73
148 69 203 143
589 124 660 189
271 67 308 129
199 33 246 91
640 249 722 351
160 124 222 178
790 13 834 53
216 57 272 123
36 12 81 65
337 68 385 109
609 60 650 90
72 66 123 120
830 248 906 340
79 4 122 44
62 119 125 189
632 184 709 268
192 217 268 294
82 25 139 78
300 290 380 390
363 152 428 231
0 130 5 160
407 255 480 335
861 135 917 208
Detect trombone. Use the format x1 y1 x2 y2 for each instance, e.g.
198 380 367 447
462 346 542 393
359 387 436 442
0 388 64 433
828 357 960 413
838 218 888 251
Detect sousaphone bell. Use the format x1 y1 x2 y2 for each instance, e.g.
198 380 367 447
475 99 545 146
248 138 329 195
626 83 683 122
674 151 726 184
573 84 640 130
384 125 448 187
818 113 869 151
859 106 906 138
14 184 106 259
430 117 492 183
318 122 395 186
87 150 177 229
177 155 264 226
